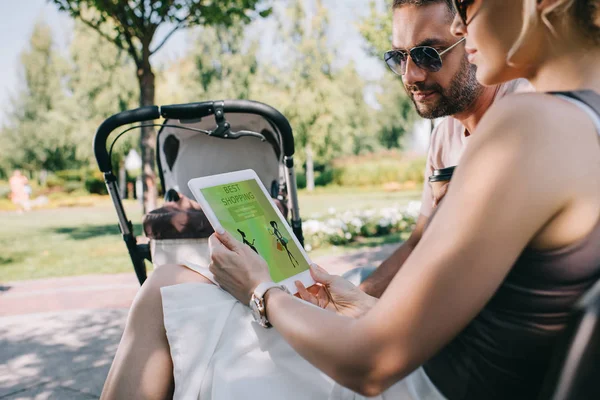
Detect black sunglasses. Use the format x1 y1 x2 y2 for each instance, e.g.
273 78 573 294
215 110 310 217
453 0 475 25
383 37 465 76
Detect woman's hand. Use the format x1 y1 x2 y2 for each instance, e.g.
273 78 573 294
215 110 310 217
208 230 272 305
296 265 377 318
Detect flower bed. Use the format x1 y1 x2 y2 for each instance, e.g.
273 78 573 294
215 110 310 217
302 201 421 251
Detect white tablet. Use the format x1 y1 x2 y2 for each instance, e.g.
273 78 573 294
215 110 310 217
188 169 314 294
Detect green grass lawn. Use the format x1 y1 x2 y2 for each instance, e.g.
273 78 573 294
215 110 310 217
0 189 420 282
0 201 145 282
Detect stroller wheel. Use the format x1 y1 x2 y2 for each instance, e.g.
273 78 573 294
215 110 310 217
164 189 180 203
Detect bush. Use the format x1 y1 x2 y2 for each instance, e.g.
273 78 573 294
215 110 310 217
45 168 107 195
45 174 66 189
296 173 307 189
315 168 334 187
331 151 426 187
399 158 427 184
46 169 87 191
55 169 85 182
64 181 85 193
302 202 421 251
84 170 108 195
296 168 335 190
0 181 10 199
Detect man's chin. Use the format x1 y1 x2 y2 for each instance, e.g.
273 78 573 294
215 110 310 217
414 102 445 119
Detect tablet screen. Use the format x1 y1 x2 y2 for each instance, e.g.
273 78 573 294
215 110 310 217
199 179 310 282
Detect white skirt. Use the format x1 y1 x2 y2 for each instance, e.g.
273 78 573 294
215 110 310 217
162 282 447 400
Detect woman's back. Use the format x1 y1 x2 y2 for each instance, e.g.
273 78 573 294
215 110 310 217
424 91 600 400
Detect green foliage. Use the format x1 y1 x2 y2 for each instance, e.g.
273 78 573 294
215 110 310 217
358 1 393 57
296 173 307 190
260 1 380 187
0 22 83 172
41 168 106 195
158 19 261 104
0 181 10 199
331 152 426 187
303 204 418 251
0 0 420 198
358 1 418 150
158 0 383 183
84 170 108 195
64 181 85 193
314 168 335 186
0 21 139 175
51 0 271 66
55 169 85 182
51 0 272 212
66 21 139 163
296 169 333 189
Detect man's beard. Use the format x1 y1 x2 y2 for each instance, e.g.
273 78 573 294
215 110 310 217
405 56 483 119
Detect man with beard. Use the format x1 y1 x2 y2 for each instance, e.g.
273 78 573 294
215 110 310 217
359 0 531 297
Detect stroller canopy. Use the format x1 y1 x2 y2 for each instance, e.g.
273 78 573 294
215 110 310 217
158 112 282 199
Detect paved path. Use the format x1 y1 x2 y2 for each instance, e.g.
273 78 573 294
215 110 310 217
0 244 397 399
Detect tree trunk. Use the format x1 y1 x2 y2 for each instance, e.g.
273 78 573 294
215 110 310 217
137 58 157 214
305 144 315 192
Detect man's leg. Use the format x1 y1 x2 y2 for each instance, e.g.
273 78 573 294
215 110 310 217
101 264 212 400
342 266 377 286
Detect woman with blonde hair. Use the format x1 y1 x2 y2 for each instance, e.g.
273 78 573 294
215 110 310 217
101 1 600 399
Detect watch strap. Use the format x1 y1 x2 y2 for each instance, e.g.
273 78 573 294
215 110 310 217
253 282 282 302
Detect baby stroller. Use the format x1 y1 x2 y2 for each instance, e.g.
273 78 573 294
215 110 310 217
93 100 303 285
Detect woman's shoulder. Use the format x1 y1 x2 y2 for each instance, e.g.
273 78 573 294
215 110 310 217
464 91 598 189
493 91 580 114
479 92 596 141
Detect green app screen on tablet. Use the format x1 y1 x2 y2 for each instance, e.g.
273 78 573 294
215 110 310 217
199 179 309 282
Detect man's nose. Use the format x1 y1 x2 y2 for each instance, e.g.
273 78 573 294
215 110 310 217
403 56 427 87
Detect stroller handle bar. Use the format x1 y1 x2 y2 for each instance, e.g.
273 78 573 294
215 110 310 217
94 100 295 173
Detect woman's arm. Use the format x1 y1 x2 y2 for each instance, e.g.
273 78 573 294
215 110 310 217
210 95 581 396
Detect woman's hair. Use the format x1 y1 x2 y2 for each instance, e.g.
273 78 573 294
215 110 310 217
509 0 600 62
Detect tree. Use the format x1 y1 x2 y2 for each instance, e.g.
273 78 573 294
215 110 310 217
67 21 139 165
166 20 261 103
51 0 272 212
358 1 392 57
266 0 375 190
358 0 417 149
0 22 81 173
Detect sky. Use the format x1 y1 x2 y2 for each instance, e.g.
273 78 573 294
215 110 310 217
0 0 386 127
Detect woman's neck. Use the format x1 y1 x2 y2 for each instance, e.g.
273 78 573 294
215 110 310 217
529 46 600 93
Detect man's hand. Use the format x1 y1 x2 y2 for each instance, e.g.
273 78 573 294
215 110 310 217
295 265 377 318
433 182 450 208
359 214 429 297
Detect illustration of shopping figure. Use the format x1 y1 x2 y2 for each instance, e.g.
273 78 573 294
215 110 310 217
237 229 258 254
269 220 298 267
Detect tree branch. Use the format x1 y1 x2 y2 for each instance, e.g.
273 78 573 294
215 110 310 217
77 18 127 52
121 29 142 68
150 20 187 55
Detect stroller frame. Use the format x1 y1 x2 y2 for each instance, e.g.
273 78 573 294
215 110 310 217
94 100 304 285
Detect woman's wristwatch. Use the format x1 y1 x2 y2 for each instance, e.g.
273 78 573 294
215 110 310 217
249 282 290 328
